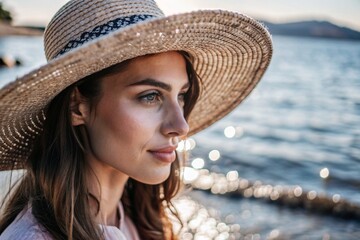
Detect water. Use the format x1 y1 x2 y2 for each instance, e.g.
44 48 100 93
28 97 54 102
1 35 360 239
0 36 44 87
191 36 360 200
188 36 360 239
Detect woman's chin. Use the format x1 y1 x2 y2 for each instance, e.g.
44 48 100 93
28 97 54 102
134 171 171 185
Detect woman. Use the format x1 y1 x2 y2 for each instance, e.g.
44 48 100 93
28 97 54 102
0 0 272 239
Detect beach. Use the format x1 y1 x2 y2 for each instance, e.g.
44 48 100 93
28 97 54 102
0 22 43 37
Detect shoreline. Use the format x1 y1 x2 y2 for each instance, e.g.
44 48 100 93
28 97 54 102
0 23 43 37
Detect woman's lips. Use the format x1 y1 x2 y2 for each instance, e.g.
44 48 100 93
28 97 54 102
148 146 176 163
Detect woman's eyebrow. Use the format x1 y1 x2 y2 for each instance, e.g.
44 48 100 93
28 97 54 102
128 78 190 91
182 82 190 90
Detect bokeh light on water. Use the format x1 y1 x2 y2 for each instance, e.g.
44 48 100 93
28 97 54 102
177 138 196 152
320 167 330 179
191 158 205 169
223 126 236 138
208 150 220 161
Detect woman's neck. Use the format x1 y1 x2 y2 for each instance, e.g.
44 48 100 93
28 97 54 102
86 155 129 227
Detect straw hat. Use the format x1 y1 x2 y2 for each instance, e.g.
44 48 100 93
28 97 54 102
0 0 272 171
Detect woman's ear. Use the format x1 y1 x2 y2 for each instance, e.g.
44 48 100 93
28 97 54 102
70 87 90 126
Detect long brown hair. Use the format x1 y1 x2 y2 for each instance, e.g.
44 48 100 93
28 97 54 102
0 51 200 240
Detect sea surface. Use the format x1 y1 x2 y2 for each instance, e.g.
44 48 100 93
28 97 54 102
1 35 360 239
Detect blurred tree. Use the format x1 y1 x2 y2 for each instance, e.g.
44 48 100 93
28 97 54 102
0 3 12 23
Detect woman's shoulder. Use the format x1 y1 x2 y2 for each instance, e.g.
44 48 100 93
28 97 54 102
0 207 52 240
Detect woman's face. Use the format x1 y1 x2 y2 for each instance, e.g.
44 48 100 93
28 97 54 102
79 51 190 184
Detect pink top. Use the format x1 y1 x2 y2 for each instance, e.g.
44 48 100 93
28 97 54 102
0 202 140 240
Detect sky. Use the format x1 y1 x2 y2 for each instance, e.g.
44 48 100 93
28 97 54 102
2 0 360 31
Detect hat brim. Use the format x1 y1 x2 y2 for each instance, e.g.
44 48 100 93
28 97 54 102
0 10 272 170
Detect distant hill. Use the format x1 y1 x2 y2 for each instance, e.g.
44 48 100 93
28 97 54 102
261 20 360 41
1 19 360 41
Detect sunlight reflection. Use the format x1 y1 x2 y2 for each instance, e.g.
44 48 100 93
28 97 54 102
224 126 236 138
244 188 253 198
320 168 330 179
177 138 196 152
182 167 199 183
181 169 360 221
268 229 280 239
294 186 303 197
217 231 230 240
181 233 192 240
187 138 196 150
270 191 279 201
239 179 249 189
307 190 317 200
172 196 242 239
332 194 341 203
194 172 214 190
226 170 238 181
176 140 185 152
209 150 220 161
210 176 228 194
191 158 205 169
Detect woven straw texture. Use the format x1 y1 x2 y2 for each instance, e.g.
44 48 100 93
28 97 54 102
0 0 272 170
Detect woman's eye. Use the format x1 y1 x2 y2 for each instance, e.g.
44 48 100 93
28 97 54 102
139 91 161 104
178 92 187 107
178 93 186 102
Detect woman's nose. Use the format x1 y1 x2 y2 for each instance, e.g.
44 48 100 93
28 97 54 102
160 102 190 138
